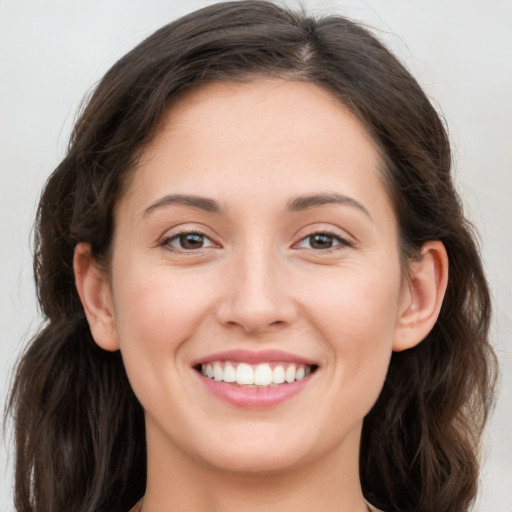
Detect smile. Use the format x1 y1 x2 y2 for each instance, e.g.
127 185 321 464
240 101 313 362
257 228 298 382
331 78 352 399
192 350 319 408
200 361 315 387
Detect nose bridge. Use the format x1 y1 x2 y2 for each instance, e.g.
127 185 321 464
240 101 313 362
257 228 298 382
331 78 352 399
217 238 296 334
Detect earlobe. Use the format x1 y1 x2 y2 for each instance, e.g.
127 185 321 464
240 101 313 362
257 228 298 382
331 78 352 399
393 241 449 352
73 242 120 351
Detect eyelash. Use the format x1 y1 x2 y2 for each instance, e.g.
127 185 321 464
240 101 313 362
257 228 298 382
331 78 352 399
294 230 352 252
160 231 217 252
160 229 352 253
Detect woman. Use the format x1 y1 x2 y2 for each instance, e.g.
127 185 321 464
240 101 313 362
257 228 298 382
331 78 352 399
7 1 496 511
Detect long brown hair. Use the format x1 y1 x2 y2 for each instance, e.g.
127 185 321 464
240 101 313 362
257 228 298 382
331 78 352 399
7 2 496 511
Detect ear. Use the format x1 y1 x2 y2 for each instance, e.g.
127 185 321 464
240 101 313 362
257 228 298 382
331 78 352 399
393 241 449 352
73 242 120 351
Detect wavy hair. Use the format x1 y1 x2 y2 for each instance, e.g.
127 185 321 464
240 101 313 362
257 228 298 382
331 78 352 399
7 2 496 511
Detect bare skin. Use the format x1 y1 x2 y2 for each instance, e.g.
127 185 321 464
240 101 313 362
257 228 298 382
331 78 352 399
75 80 448 512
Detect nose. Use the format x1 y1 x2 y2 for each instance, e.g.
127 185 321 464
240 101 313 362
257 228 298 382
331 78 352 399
216 247 298 335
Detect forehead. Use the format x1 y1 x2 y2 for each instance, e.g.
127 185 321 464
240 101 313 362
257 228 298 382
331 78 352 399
121 79 392 223
159 79 376 158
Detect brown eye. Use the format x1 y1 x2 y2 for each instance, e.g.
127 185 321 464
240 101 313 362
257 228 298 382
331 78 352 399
296 232 349 251
179 233 205 249
165 232 215 251
309 234 335 249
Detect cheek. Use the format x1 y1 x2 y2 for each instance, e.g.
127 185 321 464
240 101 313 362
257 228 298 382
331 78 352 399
110 263 217 358
305 265 402 389
310 266 401 340
109 264 220 415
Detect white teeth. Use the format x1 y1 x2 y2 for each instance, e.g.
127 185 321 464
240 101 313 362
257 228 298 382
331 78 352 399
201 361 313 386
236 363 254 385
223 363 236 382
213 362 223 381
285 364 296 383
254 363 273 386
272 365 285 384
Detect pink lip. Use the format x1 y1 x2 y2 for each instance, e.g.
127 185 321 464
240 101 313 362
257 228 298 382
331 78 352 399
191 349 317 366
191 349 319 409
195 371 315 409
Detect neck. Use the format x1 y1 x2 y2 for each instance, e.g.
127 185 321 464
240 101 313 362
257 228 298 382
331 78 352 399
141 420 370 512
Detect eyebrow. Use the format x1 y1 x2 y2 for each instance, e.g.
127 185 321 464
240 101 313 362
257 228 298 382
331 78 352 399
287 193 371 218
142 192 370 218
142 194 223 217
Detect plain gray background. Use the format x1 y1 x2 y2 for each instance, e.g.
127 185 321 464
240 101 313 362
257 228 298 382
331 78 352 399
1 0 510 510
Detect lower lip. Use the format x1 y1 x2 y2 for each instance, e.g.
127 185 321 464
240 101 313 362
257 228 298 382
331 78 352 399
196 371 315 408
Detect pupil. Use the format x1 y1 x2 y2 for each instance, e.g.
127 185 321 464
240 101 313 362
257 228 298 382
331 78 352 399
180 234 204 249
311 234 333 249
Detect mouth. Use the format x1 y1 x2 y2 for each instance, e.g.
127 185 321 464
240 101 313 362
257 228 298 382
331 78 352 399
194 361 318 388
192 350 319 408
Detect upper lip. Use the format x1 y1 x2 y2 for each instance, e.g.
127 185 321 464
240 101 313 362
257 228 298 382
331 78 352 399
191 349 318 367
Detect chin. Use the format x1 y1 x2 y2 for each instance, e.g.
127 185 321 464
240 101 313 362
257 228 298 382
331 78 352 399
203 446 311 476
190 425 333 476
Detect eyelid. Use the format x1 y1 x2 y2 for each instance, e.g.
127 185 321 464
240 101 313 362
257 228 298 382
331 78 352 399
159 226 222 253
157 224 354 253
292 227 354 251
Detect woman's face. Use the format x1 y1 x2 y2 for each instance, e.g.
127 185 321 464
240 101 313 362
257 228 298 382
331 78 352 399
102 80 411 474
